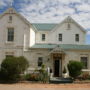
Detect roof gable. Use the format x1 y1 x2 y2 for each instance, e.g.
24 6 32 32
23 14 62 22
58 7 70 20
32 16 86 33
0 8 87 33
0 8 31 26
52 16 86 33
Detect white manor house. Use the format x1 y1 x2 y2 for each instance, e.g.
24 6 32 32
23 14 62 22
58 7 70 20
0 8 90 77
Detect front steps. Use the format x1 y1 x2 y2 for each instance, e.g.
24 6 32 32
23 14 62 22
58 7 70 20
49 77 73 84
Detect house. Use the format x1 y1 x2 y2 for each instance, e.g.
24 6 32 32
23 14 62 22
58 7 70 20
0 7 90 77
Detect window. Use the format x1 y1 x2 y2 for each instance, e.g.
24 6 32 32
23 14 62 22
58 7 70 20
38 57 43 67
7 28 14 42
6 55 13 58
81 57 88 69
67 23 71 30
9 16 12 21
5 52 14 58
58 34 62 41
75 34 79 42
42 34 45 41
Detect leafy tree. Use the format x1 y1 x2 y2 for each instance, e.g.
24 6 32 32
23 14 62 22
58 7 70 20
67 60 83 79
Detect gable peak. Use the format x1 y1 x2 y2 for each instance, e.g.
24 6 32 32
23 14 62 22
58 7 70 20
4 7 17 14
65 16 73 23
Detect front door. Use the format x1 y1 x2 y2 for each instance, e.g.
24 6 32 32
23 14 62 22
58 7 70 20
54 59 60 77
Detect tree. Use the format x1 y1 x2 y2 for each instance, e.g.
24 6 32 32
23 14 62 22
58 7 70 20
67 60 83 79
0 56 29 82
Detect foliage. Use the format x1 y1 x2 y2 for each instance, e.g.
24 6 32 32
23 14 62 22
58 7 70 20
38 64 49 83
16 56 29 73
24 73 39 81
24 64 49 83
81 72 90 80
67 60 83 79
0 56 29 82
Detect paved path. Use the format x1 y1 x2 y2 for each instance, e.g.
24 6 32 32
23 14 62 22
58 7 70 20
0 83 90 90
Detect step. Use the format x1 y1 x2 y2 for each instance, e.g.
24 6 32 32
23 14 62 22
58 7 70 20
49 77 73 84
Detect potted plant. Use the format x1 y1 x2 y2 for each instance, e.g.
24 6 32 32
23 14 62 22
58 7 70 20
62 66 67 78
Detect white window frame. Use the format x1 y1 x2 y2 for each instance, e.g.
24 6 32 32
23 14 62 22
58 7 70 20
38 57 43 67
58 33 62 41
75 34 79 42
7 28 14 42
42 34 45 41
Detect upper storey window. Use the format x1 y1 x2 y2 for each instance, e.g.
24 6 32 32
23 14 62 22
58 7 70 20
8 16 12 23
75 34 79 42
67 23 71 30
58 34 62 41
42 34 45 41
9 16 12 21
7 28 14 42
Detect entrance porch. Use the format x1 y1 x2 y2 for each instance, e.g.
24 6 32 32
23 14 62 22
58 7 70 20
51 53 65 77
48 46 66 77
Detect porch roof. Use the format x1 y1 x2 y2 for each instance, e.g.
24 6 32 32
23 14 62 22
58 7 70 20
31 44 90 50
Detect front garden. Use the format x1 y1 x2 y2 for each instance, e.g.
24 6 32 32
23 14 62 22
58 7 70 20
0 57 90 84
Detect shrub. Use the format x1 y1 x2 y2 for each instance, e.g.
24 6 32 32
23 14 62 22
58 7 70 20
25 73 39 81
81 72 90 80
67 60 83 79
24 65 49 83
0 56 29 82
38 64 49 83
16 56 29 74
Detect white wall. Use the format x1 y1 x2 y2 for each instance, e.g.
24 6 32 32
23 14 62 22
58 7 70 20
0 9 31 62
0 13 30 48
23 49 90 72
36 22 86 45
30 28 35 46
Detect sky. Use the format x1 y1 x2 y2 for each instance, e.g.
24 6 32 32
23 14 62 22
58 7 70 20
0 0 90 44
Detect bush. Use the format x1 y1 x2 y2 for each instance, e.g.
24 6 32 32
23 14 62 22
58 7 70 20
38 64 49 83
81 72 90 80
24 65 49 83
25 73 39 81
0 56 29 82
67 60 83 79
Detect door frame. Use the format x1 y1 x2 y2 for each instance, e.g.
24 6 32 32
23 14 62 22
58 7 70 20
53 56 62 77
54 59 60 77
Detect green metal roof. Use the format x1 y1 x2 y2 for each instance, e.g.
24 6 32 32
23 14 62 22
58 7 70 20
32 23 57 31
31 44 90 50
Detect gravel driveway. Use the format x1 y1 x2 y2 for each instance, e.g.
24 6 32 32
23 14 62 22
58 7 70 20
0 83 90 90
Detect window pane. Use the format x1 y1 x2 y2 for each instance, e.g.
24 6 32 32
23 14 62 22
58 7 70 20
81 57 88 69
42 34 45 41
9 16 12 21
7 28 14 41
75 34 79 42
58 34 62 41
6 55 13 58
67 23 71 30
38 57 43 67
